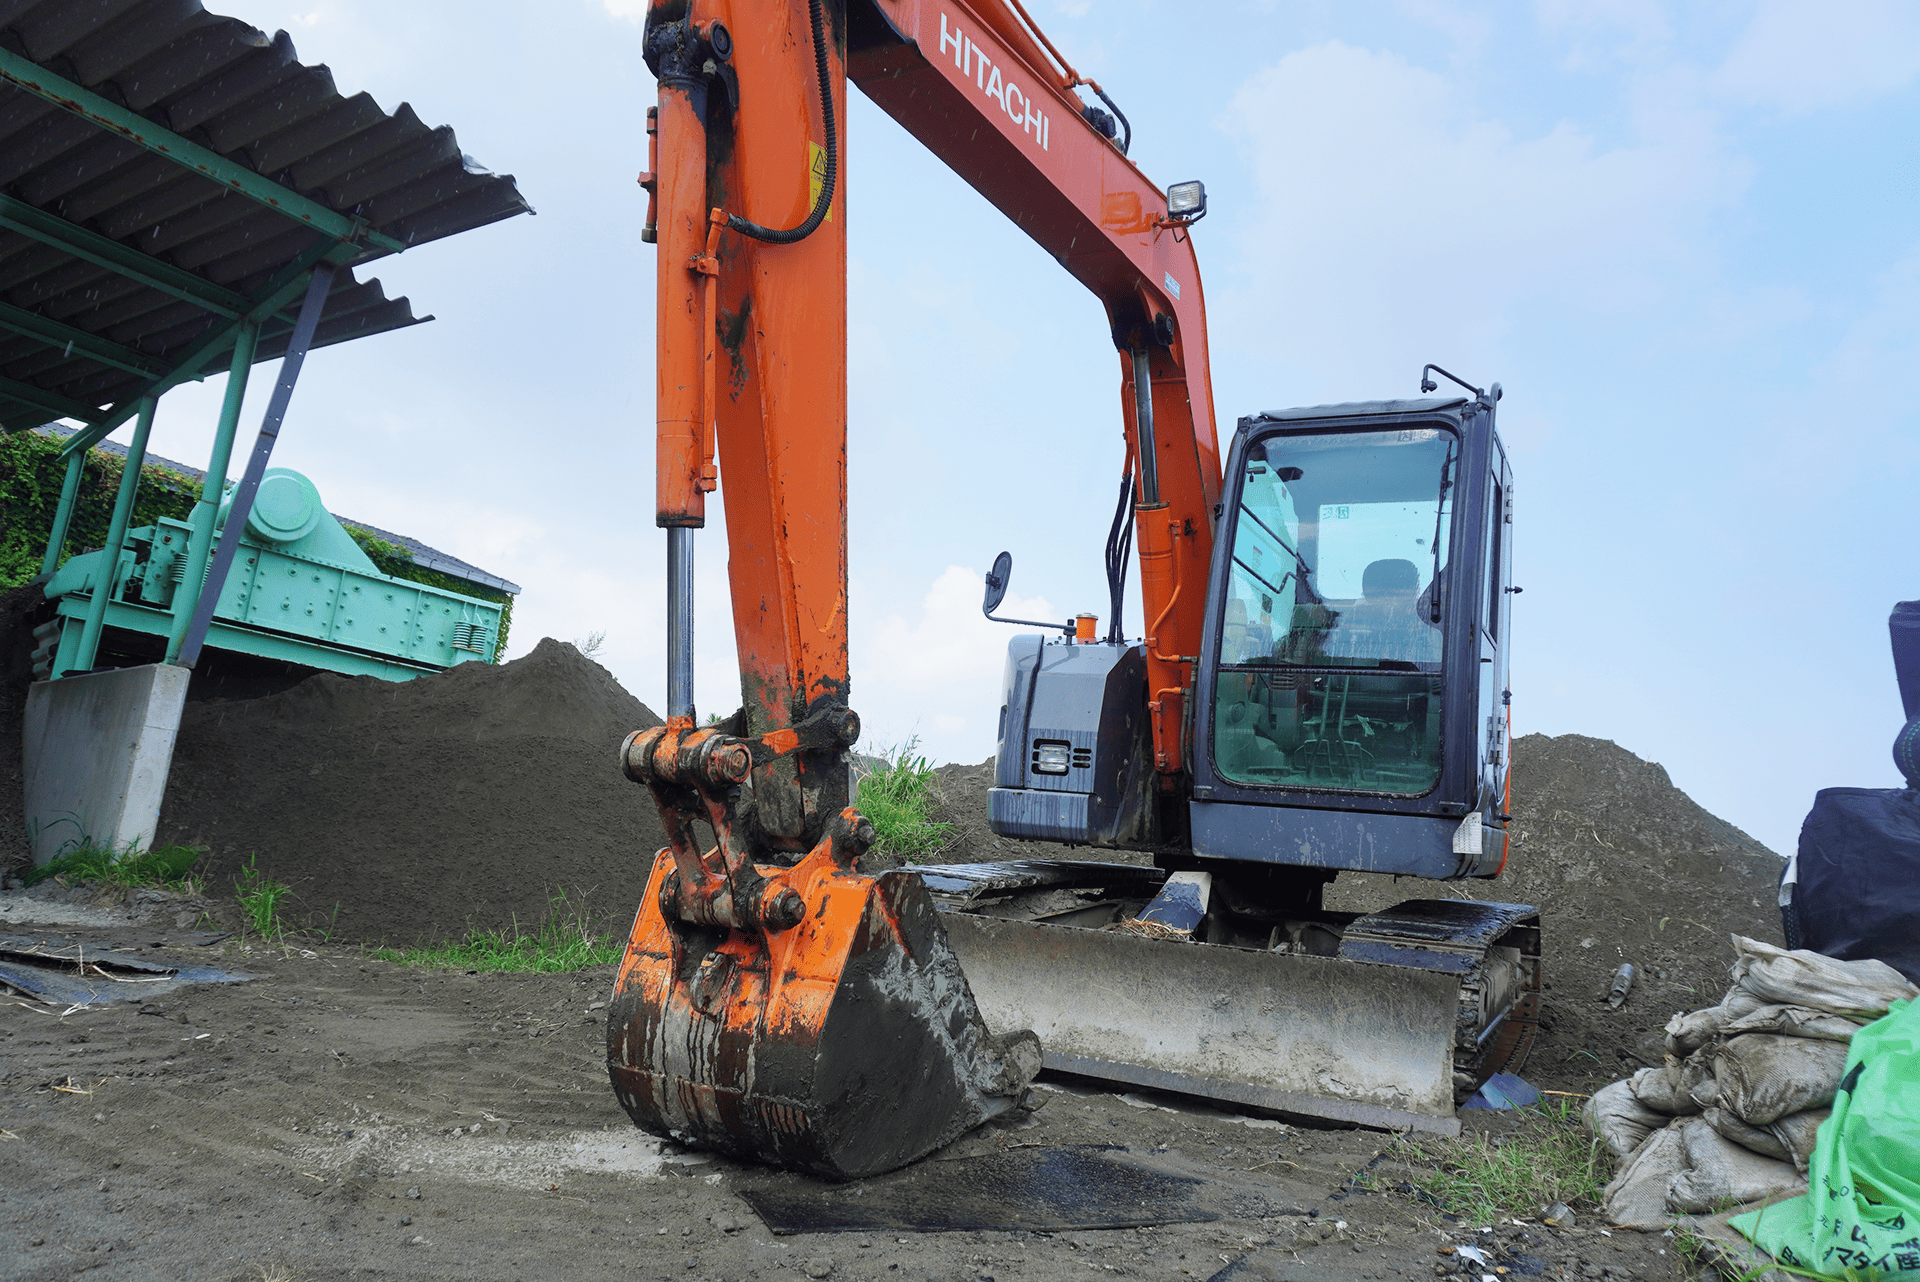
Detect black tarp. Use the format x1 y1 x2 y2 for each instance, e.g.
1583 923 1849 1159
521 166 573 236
1892 602 1920 785
1892 601 1920 721
1787 787 1920 984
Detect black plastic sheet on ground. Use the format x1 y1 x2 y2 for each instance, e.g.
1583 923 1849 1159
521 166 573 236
741 1145 1297 1235
0 935 250 1006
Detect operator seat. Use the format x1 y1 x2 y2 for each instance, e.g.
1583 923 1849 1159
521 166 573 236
1337 558 1437 665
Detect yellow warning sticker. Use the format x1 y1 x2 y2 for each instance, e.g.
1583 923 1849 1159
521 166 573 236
808 142 833 221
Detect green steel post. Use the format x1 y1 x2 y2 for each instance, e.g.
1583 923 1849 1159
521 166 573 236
68 396 156 675
38 448 86 578
165 324 257 663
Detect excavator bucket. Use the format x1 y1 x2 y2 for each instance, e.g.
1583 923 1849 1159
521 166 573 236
606 839 1041 1180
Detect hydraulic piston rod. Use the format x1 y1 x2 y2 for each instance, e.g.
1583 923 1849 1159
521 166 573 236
666 525 694 721
1130 348 1160 507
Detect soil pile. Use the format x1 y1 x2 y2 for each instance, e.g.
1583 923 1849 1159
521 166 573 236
1484 733 1785 1088
927 734 1787 1095
156 638 667 945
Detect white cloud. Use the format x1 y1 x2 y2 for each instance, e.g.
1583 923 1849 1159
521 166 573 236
1716 0 1920 114
596 0 648 22
1216 40 1745 395
1535 0 1669 44
851 565 1059 764
1393 0 1495 51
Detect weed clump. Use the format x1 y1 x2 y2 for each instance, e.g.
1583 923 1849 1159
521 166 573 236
1388 1098 1607 1225
23 843 204 890
235 854 293 940
855 740 952 864
371 892 621 974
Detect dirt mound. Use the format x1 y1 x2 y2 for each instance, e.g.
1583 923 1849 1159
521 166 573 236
1484 733 1785 1091
156 638 667 945
924 734 1785 1096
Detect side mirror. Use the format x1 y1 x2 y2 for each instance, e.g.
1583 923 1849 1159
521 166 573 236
983 551 1012 616
981 551 1075 637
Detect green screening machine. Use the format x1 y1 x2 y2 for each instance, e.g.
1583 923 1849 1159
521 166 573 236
34 466 506 683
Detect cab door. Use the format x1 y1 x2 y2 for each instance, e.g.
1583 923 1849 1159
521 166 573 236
1473 436 1515 871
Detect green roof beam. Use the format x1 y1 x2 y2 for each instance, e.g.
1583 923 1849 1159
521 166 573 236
0 194 251 318
57 236 349 458
0 299 167 378
0 372 102 422
0 47 406 259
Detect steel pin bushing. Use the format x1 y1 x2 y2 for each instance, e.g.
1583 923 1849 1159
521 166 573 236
761 888 805 930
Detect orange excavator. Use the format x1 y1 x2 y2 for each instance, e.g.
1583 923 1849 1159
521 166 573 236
608 0 1537 1180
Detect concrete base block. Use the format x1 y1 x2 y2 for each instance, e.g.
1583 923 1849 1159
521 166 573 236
22 663 191 866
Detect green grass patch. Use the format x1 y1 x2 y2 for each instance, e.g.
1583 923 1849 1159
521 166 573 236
855 740 953 864
234 854 294 940
1390 1098 1608 1224
23 842 205 890
371 894 622 974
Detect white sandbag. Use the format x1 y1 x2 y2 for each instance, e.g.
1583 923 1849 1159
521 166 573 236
1728 935 1918 1020
1703 1106 1789 1161
1666 1117 1806 1213
1720 1002 1863 1042
1664 987 1769 1057
1585 1079 1669 1159
1601 1121 1687 1227
1630 1063 1703 1116
1683 1055 1721 1110
1711 1032 1850 1125
1767 1107 1830 1175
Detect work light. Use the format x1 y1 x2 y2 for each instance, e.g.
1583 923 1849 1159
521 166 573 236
1167 180 1207 221
1032 741 1072 775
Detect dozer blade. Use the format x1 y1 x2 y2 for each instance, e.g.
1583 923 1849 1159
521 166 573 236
940 894 1539 1136
606 842 1041 1180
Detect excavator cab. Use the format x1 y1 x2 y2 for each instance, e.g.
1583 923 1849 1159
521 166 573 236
992 391 1514 877
1192 392 1514 878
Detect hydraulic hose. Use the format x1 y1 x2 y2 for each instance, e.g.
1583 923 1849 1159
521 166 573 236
725 0 837 244
1104 467 1134 644
1092 84 1130 155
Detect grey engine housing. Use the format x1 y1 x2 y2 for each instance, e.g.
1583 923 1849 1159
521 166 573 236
989 636 1157 850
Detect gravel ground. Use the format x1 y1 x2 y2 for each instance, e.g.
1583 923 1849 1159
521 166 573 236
0 901 1698 1282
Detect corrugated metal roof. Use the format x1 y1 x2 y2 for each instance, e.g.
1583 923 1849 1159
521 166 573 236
36 423 522 595
0 0 530 433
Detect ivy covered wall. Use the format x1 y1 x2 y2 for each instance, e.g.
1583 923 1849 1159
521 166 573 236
0 429 513 659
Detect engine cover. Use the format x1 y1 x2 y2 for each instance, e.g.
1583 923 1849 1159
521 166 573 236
988 636 1157 849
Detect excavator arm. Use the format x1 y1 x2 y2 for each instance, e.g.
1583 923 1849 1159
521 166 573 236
648 0 1219 794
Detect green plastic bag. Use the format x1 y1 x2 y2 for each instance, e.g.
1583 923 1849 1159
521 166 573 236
1733 997 1920 1278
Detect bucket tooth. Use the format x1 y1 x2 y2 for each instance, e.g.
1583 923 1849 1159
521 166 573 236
607 843 1039 1180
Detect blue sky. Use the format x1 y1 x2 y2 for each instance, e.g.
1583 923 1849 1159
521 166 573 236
131 0 1919 857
